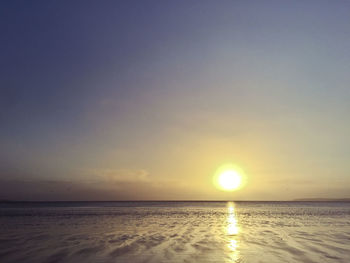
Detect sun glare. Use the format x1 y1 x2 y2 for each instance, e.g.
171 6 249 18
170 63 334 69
213 164 245 192
218 170 241 191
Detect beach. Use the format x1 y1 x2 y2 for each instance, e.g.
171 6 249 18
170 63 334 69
0 201 349 263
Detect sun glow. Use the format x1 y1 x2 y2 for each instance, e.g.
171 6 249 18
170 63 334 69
213 164 245 192
218 170 241 191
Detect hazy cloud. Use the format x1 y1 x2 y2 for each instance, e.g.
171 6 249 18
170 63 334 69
92 169 150 183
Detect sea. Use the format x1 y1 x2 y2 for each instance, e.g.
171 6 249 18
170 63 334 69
0 201 349 263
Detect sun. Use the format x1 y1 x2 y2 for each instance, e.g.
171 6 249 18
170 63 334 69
218 170 241 191
213 164 245 192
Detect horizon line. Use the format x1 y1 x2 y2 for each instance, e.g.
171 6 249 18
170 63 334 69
1 198 350 202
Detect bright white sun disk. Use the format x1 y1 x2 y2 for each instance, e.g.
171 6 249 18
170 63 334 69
218 170 241 191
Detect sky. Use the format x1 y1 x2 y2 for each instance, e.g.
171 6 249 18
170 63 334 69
1 0 350 201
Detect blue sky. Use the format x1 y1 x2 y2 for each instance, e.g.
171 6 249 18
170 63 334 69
1 0 350 200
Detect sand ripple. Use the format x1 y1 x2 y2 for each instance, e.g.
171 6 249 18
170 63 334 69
0 202 349 262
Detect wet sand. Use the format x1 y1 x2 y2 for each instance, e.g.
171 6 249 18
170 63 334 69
0 201 349 262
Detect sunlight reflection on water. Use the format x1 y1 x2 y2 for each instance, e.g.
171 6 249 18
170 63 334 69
226 202 240 262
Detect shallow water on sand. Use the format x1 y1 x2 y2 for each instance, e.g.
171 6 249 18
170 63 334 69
0 201 349 263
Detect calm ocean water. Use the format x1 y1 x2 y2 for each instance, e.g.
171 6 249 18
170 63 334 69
0 201 349 263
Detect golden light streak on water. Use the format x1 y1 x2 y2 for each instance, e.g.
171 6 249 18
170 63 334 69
226 202 240 262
